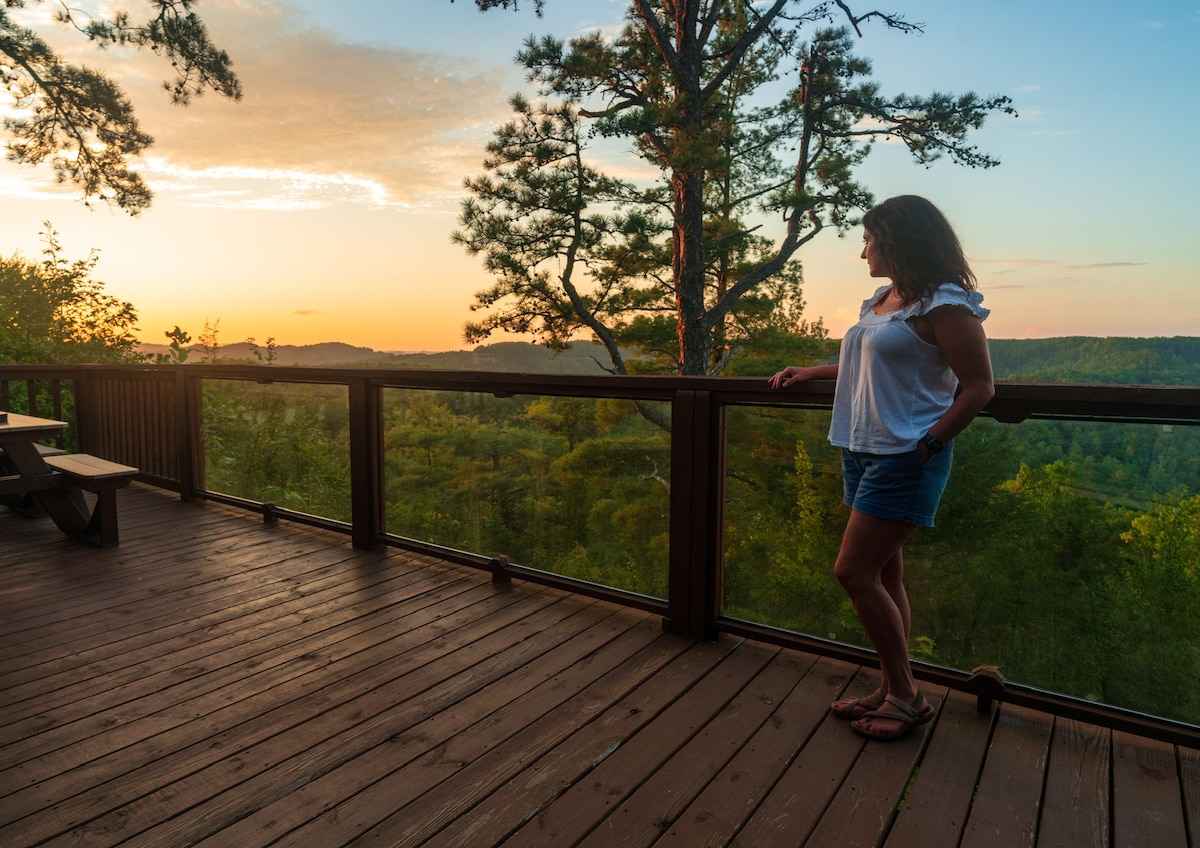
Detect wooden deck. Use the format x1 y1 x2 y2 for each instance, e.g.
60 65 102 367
2 485 1198 848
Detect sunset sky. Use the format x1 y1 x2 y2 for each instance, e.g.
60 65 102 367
1 0 1197 353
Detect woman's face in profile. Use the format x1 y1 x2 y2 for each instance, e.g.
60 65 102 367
861 229 889 279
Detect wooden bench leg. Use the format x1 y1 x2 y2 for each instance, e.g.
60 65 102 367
34 487 117 548
87 490 121 548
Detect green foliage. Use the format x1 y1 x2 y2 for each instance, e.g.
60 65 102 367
201 380 352 521
989 337 1200 385
0 0 240 213
1112 494 1200 719
1000 419 1200 509
154 326 192 364
722 406 851 638
382 388 671 597
0 224 142 364
919 460 1129 702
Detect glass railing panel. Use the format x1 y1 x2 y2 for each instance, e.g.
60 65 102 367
381 387 671 599
724 408 1200 724
721 405 847 638
201 379 352 522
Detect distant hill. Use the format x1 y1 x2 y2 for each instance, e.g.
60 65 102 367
987 337 1200 386
137 340 618 374
138 336 1200 385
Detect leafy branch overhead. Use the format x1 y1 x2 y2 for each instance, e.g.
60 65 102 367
456 0 1015 376
0 0 241 214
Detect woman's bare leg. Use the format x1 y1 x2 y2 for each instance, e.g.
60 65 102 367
881 547 911 660
834 509 925 734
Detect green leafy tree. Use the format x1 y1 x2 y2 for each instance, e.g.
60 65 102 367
154 325 191 364
457 1 1013 375
202 381 352 520
0 223 142 363
1111 493 1200 720
0 0 241 213
919 460 1131 702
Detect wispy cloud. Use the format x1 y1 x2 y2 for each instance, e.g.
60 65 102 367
1065 261 1148 269
49 0 522 210
972 258 1057 267
974 258 1146 269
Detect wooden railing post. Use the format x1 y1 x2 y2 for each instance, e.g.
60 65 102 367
175 368 201 500
72 369 97 453
665 389 725 641
348 376 382 549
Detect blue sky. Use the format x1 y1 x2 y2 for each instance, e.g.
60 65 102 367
0 0 1196 350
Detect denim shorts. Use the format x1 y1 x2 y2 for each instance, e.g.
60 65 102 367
840 444 954 527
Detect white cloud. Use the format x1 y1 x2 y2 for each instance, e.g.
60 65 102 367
143 158 397 211
13 0 523 211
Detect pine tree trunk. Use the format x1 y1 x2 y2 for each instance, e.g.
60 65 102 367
670 0 710 376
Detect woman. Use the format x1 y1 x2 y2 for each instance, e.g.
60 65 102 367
769 195 994 741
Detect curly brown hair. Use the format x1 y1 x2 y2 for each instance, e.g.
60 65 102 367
862 195 976 304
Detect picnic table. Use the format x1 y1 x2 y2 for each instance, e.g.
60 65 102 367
0 411 137 547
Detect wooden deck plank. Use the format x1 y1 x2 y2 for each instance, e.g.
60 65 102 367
13 590 581 848
0 565 486 788
2 581 544 845
805 686 948 848
1 558 461 728
419 638 739 848
959 703 1053 848
2 485 1195 848
1036 717 1111 848
0 532 345 677
1 546 422 726
729 665 867 847
884 688 995 848
499 638 774 848
574 646 802 848
347 627 691 848
121 593 612 848
650 654 840 848
0 499 288 607
1 542 449 703
254 614 663 848
1 527 364 641
1180 744 1200 845
1111 730 1188 848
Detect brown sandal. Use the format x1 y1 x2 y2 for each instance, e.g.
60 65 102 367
831 689 885 721
852 692 934 741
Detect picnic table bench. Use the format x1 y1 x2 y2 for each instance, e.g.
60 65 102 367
1 412 138 547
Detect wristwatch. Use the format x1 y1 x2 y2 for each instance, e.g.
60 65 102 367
921 432 945 455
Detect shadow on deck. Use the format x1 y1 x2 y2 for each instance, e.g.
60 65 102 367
2 485 1198 847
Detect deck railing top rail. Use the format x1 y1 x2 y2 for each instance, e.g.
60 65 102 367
6 362 1199 423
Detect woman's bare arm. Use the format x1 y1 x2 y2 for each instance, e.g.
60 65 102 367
768 363 839 389
923 305 995 449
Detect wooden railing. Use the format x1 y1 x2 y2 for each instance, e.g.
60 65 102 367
4 362 1200 747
